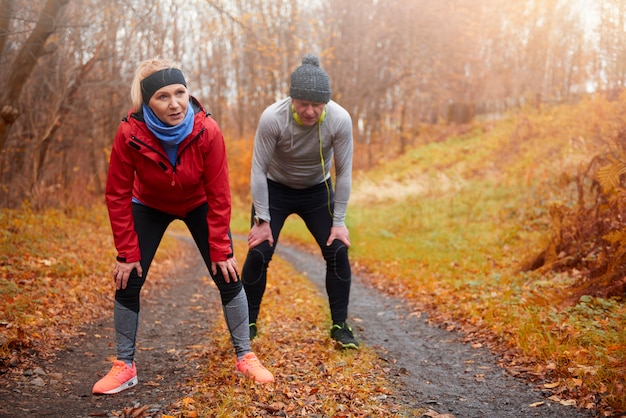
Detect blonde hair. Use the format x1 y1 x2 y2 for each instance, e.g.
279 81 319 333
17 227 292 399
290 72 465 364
130 58 183 111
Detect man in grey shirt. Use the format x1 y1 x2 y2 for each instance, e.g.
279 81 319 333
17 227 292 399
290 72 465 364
242 54 358 349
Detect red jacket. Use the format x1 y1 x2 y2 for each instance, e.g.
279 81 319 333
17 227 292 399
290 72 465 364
105 98 233 263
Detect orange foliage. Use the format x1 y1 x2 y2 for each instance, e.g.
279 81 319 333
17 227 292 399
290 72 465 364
523 129 626 307
225 137 253 201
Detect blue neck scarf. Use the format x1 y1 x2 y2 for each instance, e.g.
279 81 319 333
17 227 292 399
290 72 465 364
143 103 195 165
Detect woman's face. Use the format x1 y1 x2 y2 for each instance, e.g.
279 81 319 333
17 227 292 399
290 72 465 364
148 84 189 126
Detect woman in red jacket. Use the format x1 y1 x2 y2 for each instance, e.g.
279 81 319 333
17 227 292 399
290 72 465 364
93 58 273 395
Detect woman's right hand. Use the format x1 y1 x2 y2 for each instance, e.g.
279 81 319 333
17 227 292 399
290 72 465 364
113 261 142 290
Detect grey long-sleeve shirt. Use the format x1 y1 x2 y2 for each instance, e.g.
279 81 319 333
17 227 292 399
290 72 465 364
250 97 354 226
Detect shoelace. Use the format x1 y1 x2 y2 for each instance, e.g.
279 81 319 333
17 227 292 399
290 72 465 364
244 356 261 369
334 324 351 333
110 363 129 377
336 328 351 337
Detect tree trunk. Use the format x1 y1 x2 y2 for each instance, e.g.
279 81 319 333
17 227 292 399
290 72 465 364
0 0 12 58
34 44 102 183
0 0 70 153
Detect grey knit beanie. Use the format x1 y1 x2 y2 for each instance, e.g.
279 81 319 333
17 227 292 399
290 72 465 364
289 55 331 103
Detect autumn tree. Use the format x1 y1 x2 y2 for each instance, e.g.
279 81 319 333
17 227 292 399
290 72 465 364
0 0 611 208
597 0 626 93
0 0 71 205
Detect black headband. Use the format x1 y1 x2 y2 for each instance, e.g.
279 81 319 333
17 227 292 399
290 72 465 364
140 68 187 105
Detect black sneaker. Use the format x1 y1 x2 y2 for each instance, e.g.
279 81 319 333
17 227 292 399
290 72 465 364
330 322 359 349
249 323 257 340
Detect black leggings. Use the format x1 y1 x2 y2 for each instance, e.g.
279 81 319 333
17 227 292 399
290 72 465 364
242 179 351 325
114 202 242 313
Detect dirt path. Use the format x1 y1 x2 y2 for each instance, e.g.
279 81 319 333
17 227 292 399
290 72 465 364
0 237 595 417
275 244 594 418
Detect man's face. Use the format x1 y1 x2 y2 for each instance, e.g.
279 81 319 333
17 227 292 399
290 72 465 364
292 99 326 127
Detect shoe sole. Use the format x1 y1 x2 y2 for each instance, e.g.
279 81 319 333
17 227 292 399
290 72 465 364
235 367 274 383
335 341 359 349
94 376 138 395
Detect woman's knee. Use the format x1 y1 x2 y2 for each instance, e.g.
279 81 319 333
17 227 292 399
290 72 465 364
113 272 146 312
207 261 246 303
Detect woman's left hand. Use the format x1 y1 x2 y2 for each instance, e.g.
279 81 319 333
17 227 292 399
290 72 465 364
211 257 239 283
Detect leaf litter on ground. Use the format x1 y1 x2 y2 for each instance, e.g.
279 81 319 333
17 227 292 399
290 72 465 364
0 208 420 417
168 238 421 417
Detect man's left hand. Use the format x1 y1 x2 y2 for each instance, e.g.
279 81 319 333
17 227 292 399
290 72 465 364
327 225 350 248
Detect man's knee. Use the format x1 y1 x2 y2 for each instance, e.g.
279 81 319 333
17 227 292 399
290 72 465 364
323 242 351 281
242 247 272 286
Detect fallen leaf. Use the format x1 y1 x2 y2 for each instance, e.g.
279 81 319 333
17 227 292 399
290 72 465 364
131 405 149 418
423 409 456 418
186 344 204 349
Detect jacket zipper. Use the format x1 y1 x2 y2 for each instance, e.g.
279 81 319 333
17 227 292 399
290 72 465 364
130 128 205 187
176 128 205 164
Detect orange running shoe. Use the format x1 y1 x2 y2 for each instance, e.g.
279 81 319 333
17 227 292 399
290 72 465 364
92 360 137 395
235 353 274 383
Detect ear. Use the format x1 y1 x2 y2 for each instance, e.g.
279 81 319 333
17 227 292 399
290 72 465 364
318 108 326 124
292 103 303 126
